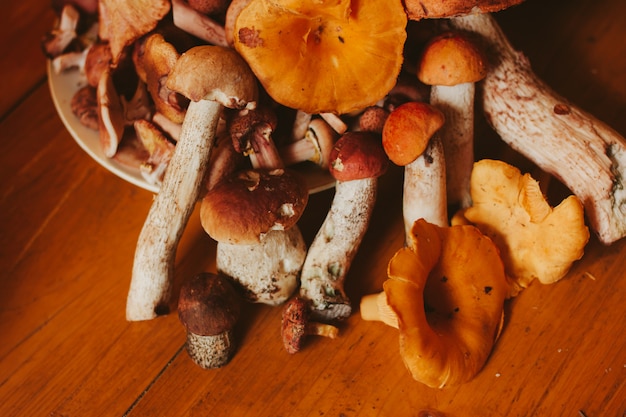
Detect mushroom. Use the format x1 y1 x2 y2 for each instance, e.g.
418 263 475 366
171 0 228 47
356 106 390 135
403 0 525 20
452 159 590 297
98 0 171 65
233 0 407 115
200 168 309 305
228 106 283 169
133 118 176 186
360 218 508 388
279 118 338 169
126 45 258 321
417 31 488 209
449 13 626 245
70 85 99 130
178 272 242 369
382 101 447 237
281 296 339 354
41 3 81 58
142 33 188 125
299 131 388 321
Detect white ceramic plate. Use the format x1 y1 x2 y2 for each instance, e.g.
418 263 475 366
47 62 336 194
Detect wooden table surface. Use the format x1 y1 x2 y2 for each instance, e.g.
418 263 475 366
1 0 625 416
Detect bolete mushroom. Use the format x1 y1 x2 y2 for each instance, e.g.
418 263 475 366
281 296 339 354
417 31 488 208
233 0 407 115
126 45 258 321
178 272 242 369
360 218 508 388
299 131 388 321
382 101 447 237
279 118 338 169
452 159 590 297
201 168 309 305
449 13 626 245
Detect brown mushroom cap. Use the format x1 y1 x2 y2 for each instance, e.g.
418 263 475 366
98 0 171 64
329 131 389 182
200 168 309 244
177 272 241 336
417 31 488 86
166 45 258 110
382 102 445 166
405 0 525 20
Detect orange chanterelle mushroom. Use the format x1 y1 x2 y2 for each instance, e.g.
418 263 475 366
233 0 407 115
361 219 508 388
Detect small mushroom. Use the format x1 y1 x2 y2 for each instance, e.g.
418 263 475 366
360 219 508 388
299 131 388 321
417 31 488 208
178 272 242 369
281 296 339 354
133 119 176 186
127 45 258 321
382 101 447 237
279 118 338 169
229 106 283 169
453 159 590 296
201 168 309 305
450 13 626 245
233 0 407 115
98 0 171 65
142 33 188 125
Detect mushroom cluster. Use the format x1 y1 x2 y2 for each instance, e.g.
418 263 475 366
43 0 626 380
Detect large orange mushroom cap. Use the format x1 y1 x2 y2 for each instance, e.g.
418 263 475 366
383 219 508 388
233 0 407 115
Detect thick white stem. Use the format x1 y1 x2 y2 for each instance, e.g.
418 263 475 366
299 178 377 321
430 83 474 208
450 13 626 245
216 227 305 305
403 135 448 240
127 99 221 321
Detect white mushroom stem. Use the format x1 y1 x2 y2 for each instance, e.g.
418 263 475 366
127 99 222 321
299 177 377 321
217 227 306 305
450 13 626 245
430 83 475 208
171 0 228 47
403 135 448 239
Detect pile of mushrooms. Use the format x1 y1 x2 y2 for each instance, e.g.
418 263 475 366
43 0 626 381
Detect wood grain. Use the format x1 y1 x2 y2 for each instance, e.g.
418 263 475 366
0 0 624 416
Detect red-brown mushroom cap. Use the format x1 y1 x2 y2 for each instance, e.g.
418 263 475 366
200 168 309 244
382 102 445 166
329 131 389 182
177 272 241 336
